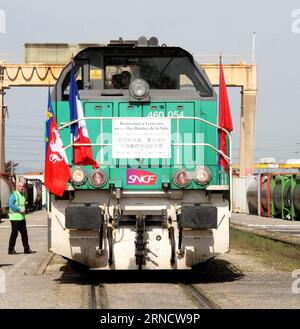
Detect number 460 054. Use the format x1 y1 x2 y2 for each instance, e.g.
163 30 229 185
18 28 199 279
147 111 184 118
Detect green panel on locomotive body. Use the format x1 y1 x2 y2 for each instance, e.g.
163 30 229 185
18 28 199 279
55 97 219 191
52 43 224 192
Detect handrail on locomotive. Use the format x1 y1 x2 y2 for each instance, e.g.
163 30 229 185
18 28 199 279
58 115 233 209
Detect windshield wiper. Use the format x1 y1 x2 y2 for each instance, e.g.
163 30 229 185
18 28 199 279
160 57 175 75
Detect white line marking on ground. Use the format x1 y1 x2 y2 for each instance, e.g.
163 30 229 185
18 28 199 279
0 225 47 229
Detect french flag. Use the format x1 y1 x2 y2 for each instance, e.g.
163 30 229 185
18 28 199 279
69 64 99 168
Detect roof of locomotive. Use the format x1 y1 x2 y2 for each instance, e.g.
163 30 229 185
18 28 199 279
74 43 194 61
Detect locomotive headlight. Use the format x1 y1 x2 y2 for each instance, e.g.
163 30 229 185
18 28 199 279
89 169 107 188
129 79 150 100
173 169 192 188
194 166 212 185
70 166 87 185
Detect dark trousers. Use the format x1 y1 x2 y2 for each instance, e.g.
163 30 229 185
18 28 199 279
8 220 30 252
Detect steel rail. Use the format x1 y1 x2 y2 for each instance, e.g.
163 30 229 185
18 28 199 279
181 283 220 309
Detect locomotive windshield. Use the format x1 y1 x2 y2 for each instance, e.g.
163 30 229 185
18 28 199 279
104 56 212 96
56 47 214 100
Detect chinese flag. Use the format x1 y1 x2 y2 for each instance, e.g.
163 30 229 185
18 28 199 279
219 63 233 173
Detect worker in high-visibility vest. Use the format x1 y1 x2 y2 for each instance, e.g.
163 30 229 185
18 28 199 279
8 181 35 255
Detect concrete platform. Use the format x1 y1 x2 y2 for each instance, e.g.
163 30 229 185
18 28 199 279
0 210 90 308
231 213 300 245
0 210 49 276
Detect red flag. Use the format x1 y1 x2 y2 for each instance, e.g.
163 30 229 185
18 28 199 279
45 95 70 196
219 63 233 173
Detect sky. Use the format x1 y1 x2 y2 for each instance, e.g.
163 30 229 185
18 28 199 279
0 0 300 172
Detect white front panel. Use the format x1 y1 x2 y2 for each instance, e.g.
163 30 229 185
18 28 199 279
112 118 171 158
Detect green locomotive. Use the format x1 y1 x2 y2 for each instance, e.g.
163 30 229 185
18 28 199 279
48 37 231 269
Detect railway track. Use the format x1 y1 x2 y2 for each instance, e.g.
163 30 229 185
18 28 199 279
180 283 220 309
90 283 110 309
90 282 219 309
38 253 220 309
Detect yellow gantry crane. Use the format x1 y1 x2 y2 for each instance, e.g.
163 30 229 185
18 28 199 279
0 62 65 172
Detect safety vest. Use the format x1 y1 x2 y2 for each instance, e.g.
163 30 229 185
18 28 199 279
9 191 26 221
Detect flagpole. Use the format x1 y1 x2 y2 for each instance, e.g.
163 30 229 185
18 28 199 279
46 86 51 158
218 54 222 185
229 131 232 213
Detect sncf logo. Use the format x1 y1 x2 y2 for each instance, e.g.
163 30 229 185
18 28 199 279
126 169 157 185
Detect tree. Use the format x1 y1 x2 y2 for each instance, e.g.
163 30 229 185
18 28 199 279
5 160 19 175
